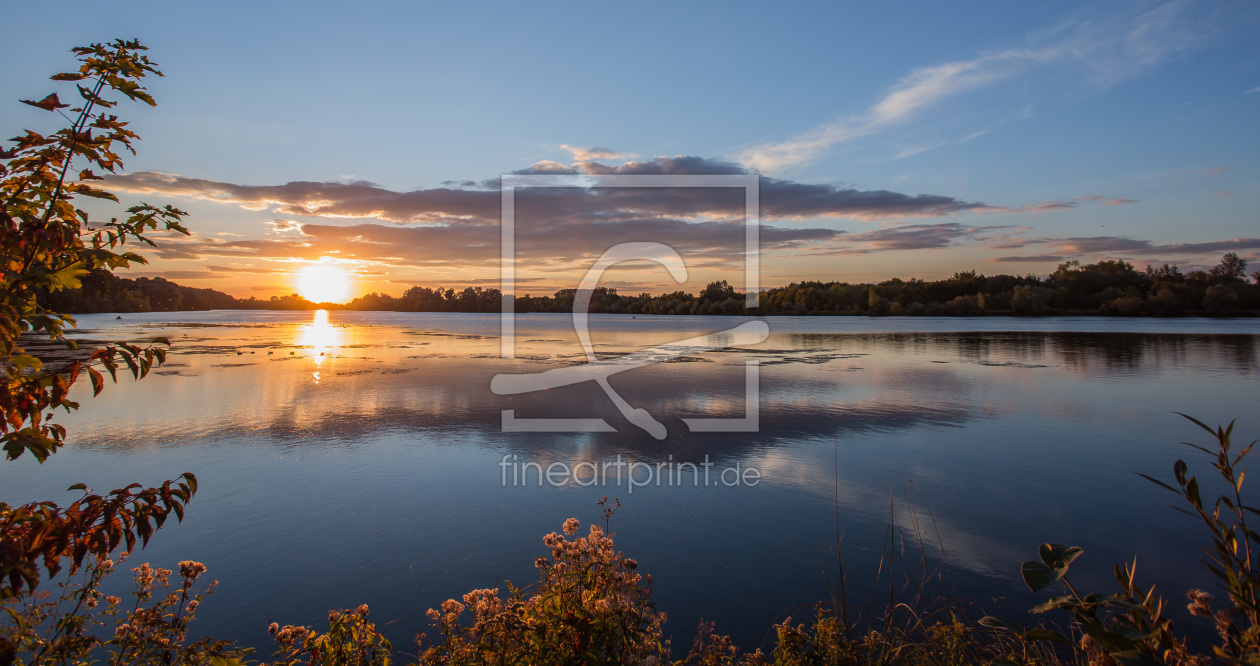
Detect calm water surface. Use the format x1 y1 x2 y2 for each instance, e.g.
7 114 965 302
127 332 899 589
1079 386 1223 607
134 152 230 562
3 311 1258 652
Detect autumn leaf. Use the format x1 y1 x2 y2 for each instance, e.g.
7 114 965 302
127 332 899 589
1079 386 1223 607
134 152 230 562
20 93 69 111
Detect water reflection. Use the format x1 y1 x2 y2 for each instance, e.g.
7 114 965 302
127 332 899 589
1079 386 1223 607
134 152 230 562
3 312 1256 654
295 309 343 383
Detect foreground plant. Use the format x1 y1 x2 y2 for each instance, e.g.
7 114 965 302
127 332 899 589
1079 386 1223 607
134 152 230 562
0 556 243 665
415 512 666 665
0 37 198 664
268 606 392 666
981 414 1258 665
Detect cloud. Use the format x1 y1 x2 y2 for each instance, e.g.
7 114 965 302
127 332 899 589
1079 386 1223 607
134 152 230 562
739 55 1020 171
267 218 303 233
990 236 1260 262
203 265 285 274
892 130 989 160
1074 196 1138 206
125 215 841 271
787 222 1010 257
990 255 1066 263
559 145 638 161
1135 238 1260 255
105 156 1151 276
105 156 995 224
126 270 234 280
737 1 1213 172
836 222 1007 254
1244 86 1260 94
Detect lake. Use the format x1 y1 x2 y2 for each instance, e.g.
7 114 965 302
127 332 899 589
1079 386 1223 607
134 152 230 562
3 311 1258 654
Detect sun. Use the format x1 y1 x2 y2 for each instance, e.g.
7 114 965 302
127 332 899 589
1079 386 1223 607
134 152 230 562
295 264 351 303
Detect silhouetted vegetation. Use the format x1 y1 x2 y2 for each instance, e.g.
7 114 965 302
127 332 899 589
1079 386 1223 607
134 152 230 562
46 254 1260 317
37 269 238 313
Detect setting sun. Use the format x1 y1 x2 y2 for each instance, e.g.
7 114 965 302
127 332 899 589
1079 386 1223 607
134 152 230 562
295 264 351 303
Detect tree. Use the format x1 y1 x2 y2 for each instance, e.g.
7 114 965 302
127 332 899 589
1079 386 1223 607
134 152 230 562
0 40 196 610
1209 252 1247 283
701 279 737 303
1203 284 1238 315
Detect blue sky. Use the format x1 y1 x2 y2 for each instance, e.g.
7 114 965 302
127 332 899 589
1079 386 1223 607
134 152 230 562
2 0 1257 299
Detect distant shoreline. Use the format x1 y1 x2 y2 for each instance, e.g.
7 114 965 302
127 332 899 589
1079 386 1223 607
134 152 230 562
42 255 1260 319
70 308 1260 319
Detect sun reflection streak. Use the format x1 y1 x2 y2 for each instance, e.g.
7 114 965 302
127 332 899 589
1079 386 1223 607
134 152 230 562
295 309 343 383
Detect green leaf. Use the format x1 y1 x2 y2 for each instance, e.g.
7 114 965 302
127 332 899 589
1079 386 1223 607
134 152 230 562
8 354 44 374
1135 472 1178 494
45 261 90 291
1037 543 1083 570
1176 412 1217 438
1079 618 1136 653
1021 560 1064 593
1029 595 1075 614
978 615 1023 633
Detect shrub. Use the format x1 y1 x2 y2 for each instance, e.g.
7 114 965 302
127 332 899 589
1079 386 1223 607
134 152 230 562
415 514 665 665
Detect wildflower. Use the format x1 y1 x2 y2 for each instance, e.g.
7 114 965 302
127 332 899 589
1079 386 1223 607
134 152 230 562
101 558 114 571
268 622 280 635
563 517 580 535
178 560 207 581
1213 609 1234 635
1186 589 1213 617
186 600 199 613
134 563 155 588
357 603 369 617
441 599 464 614
106 596 121 606
620 558 638 570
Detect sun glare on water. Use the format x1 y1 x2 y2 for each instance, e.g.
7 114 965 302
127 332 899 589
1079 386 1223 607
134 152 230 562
296 264 351 303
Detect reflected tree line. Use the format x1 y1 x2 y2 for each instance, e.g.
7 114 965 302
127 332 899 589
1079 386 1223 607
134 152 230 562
42 254 1260 317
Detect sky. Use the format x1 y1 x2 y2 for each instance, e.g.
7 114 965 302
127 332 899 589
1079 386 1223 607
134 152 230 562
2 0 1258 301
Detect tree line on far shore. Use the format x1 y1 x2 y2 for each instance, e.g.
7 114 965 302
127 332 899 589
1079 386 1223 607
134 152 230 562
41 253 1260 317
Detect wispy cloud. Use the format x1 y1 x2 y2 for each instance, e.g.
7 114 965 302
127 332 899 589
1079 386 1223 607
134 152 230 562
891 130 990 160
1074 195 1138 206
738 1 1211 172
990 255 1067 263
559 145 638 162
988 236 1260 264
